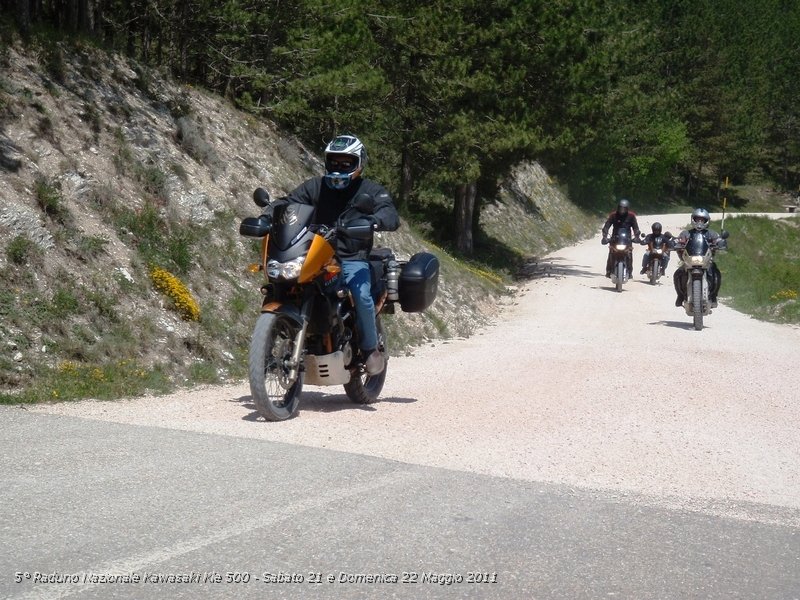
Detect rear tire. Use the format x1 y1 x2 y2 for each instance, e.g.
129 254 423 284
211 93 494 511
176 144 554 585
692 278 703 331
249 313 303 421
344 316 388 404
615 261 624 292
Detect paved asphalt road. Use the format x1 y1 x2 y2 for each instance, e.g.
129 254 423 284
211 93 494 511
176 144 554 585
2 407 798 600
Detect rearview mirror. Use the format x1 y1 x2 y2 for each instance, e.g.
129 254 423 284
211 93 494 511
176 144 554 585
721 230 729 239
253 188 270 208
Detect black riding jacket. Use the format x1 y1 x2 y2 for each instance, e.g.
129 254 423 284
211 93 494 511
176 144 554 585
267 177 400 261
602 211 641 239
643 232 672 249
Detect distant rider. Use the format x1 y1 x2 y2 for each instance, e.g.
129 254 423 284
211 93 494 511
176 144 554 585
261 134 399 375
639 222 673 275
672 208 726 307
601 199 642 277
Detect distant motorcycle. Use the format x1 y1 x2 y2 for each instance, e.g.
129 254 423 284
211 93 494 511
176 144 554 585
673 230 728 330
602 228 636 292
643 234 671 285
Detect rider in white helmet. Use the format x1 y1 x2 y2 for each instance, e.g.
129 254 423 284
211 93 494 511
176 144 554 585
263 134 399 375
672 208 726 307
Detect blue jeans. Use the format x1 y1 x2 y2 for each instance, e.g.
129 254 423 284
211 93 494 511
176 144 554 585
341 260 377 351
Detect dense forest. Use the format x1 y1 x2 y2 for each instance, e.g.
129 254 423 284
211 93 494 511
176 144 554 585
3 0 799 252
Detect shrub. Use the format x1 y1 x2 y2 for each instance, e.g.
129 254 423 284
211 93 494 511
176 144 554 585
37 115 55 141
74 235 109 261
51 287 80 314
175 116 221 170
34 175 65 219
134 162 168 200
150 265 201 321
44 44 67 84
6 235 38 265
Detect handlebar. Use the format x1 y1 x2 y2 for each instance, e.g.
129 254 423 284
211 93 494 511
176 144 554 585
309 223 334 239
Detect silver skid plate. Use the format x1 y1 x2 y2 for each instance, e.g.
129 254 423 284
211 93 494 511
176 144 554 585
303 351 351 386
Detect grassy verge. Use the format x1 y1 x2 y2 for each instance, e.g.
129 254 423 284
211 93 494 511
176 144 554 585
715 215 800 324
0 360 172 404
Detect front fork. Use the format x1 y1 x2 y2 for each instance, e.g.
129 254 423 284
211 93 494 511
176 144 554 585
278 299 311 383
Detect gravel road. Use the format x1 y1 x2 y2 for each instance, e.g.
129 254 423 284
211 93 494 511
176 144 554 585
33 213 800 526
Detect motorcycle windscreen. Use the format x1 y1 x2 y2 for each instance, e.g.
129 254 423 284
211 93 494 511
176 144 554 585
685 231 709 256
269 203 316 253
615 228 632 245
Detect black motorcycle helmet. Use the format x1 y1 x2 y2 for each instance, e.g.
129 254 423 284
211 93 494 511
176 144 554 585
617 199 630 215
651 222 662 235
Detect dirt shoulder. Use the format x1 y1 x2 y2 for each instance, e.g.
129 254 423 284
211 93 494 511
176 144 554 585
30 214 800 525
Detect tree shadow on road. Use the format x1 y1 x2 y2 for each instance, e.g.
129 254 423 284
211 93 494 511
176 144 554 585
517 256 597 280
231 392 418 421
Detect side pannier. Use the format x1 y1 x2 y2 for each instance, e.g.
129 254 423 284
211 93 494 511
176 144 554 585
398 252 439 312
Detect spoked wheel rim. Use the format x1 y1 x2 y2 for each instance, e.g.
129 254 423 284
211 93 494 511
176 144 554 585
249 313 303 421
262 317 300 409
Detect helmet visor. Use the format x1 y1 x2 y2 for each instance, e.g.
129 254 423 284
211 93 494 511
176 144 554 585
325 154 358 174
692 215 709 224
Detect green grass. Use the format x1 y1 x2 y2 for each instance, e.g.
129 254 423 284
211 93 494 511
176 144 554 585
112 201 197 273
0 361 172 404
715 215 800 324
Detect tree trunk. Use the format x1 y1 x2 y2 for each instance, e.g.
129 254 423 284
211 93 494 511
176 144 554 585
15 0 30 34
398 145 413 214
68 0 79 32
454 182 477 255
78 0 91 34
32 0 42 24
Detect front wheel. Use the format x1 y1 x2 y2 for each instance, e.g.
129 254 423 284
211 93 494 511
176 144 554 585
344 316 388 404
249 312 304 421
692 277 703 331
615 260 624 292
649 260 659 285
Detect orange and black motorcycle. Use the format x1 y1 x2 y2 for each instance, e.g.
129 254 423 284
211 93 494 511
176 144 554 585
239 188 438 421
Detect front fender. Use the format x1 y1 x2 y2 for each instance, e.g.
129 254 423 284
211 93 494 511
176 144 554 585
260 301 304 327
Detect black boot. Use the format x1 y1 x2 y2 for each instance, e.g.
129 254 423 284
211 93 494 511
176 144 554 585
675 295 683 307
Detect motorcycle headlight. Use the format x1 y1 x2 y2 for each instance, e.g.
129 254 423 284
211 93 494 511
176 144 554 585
615 244 628 251
267 257 305 280
689 256 705 266
654 249 663 255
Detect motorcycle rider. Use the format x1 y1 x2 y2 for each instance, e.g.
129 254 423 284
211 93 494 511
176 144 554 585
262 134 399 375
639 222 673 275
672 208 726 307
601 198 642 277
